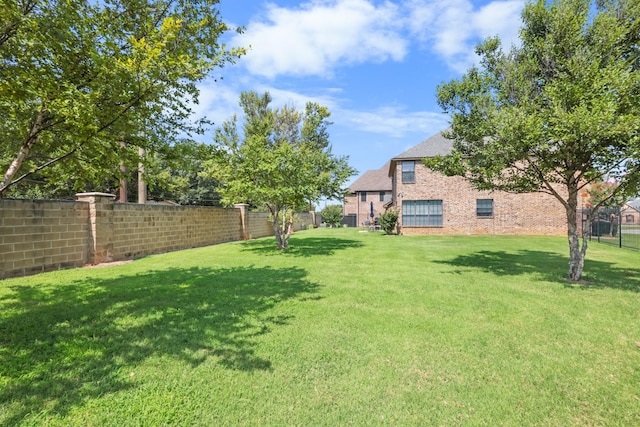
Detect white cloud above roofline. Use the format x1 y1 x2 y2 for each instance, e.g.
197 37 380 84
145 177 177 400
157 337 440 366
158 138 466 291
406 0 524 73
232 0 408 79
338 107 449 138
191 81 448 142
230 0 525 78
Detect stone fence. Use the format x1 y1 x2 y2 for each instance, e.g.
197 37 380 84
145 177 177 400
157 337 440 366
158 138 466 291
0 193 316 279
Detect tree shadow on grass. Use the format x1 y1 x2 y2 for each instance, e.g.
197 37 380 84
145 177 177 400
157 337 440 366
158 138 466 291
435 250 640 292
0 265 318 424
241 236 363 257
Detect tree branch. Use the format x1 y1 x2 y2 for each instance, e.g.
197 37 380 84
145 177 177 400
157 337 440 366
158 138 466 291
0 0 37 48
1 84 155 195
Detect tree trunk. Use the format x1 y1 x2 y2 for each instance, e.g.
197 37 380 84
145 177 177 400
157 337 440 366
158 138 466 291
119 141 128 202
270 205 292 249
273 214 284 249
0 109 45 195
138 146 146 204
566 187 588 281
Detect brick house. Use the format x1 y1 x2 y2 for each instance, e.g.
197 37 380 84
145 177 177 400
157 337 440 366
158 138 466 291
622 199 640 224
343 162 392 227
386 131 568 235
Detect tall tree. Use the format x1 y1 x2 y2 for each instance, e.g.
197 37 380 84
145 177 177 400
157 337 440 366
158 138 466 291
205 91 356 249
428 0 640 281
0 0 244 196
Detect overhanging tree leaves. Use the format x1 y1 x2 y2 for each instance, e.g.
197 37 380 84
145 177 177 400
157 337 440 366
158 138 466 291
123 140 222 205
428 0 640 281
205 91 356 249
0 0 244 196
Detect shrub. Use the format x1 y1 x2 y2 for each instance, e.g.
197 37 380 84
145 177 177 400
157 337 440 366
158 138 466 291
320 204 344 228
379 210 399 235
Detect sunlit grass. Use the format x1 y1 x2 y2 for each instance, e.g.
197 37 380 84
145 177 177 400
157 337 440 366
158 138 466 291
1 229 639 425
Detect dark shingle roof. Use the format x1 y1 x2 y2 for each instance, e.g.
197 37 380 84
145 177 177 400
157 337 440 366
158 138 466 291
627 198 640 211
348 162 392 192
392 130 454 159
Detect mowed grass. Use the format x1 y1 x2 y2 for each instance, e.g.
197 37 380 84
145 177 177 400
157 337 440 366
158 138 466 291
1 229 639 426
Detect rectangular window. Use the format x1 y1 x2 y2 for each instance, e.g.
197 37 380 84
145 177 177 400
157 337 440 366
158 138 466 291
360 192 366 202
626 214 635 223
476 199 494 217
402 200 442 226
379 191 385 202
402 161 415 183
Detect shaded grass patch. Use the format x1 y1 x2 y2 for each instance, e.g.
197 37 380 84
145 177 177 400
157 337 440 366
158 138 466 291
0 265 318 425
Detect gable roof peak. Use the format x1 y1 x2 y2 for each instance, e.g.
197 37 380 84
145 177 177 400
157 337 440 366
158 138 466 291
393 130 454 160
347 161 392 192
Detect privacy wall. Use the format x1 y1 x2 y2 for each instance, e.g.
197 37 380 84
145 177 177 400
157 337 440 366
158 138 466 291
1 193 314 279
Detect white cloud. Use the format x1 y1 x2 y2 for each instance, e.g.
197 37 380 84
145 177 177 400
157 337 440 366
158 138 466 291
232 0 408 78
474 1 523 45
190 81 345 136
190 82 242 127
192 79 448 142
262 86 341 111
338 106 449 138
405 0 524 72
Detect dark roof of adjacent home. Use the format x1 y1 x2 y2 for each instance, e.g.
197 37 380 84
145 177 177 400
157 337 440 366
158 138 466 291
388 130 454 176
348 161 392 192
627 198 640 211
393 130 454 160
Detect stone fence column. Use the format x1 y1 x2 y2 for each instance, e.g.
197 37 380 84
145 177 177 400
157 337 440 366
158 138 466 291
234 203 250 240
76 192 116 264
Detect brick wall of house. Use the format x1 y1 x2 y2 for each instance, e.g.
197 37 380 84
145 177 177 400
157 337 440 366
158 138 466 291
343 192 390 226
0 198 90 278
622 206 640 224
393 163 567 236
343 194 357 216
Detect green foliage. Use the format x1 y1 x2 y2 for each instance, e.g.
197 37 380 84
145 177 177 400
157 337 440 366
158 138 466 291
587 180 626 209
0 0 245 196
143 142 222 205
204 91 356 249
379 209 399 235
320 204 344 227
431 0 640 281
2 140 222 203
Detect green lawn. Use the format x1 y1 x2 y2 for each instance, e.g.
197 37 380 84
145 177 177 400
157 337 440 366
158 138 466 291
1 229 639 426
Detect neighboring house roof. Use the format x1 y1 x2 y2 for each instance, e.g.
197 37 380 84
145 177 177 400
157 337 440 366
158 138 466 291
348 161 392 192
388 130 454 176
626 197 640 212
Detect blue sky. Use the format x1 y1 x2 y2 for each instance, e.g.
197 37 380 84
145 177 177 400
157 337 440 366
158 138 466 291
194 0 526 184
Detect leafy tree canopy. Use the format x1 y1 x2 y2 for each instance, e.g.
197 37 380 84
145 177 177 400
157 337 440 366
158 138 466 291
125 141 222 205
0 0 244 196
204 91 357 249
427 0 640 281
587 180 625 209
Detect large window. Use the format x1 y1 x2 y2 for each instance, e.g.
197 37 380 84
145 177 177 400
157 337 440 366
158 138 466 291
476 199 494 217
402 161 415 183
402 200 442 226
